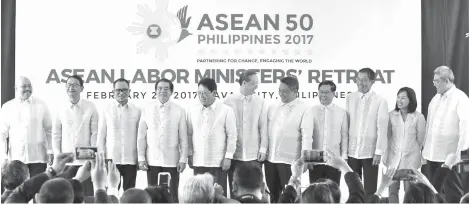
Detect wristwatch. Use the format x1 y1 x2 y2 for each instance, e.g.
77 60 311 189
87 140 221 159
46 167 57 177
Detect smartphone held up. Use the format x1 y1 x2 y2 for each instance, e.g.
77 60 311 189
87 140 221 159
75 147 98 160
304 150 325 163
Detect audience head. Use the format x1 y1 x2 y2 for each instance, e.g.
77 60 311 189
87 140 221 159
357 68 375 94
433 65 455 94
15 76 33 100
403 182 438 203
145 186 173 203
67 179 84 203
316 178 340 203
36 178 74 203
395 87 418 113
301 183 335 203
239 70 259 95
179 173 215 203
279 76 299 103
232 161 265 200
198 78 217 107
1 160 29 190
120 188 151 203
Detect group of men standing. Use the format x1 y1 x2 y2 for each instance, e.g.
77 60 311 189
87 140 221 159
1 66 468 202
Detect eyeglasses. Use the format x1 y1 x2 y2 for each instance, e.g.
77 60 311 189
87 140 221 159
279 89 294 94
114 89 129 93
356 78 370 83
17 85 32 89
198 91 212 96
65 84 81 89
156 87 170 92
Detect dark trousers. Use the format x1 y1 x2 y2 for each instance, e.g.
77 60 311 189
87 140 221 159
228 160 261 198
388 180 410 203
423 160 469 203
147 166 180 202
309 164 341 185
116 164 137 191
264 161 292 203
27 163 47 177
422 160 443 182
347 157 378 196
61 166 94 196
27 163 47 203
193 166 228 197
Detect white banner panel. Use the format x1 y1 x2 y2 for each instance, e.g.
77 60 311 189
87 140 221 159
16 0 421 198
16 0 421 111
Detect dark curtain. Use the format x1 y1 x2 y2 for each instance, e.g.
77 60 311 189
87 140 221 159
1 0 15 106
422 0 469 117
1 0 15 193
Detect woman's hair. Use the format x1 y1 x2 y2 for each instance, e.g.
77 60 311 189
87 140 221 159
394 87 418 113
315 178 340 203
178 173 215 203
301 183 335 203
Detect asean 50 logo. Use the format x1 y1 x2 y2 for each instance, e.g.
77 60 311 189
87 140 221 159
127 0 192 61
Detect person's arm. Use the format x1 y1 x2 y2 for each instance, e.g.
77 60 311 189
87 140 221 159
90 105 99 147
52 110 62 154
345 172 365 203
178 108 189 163
6 153 74 203
456 95 469 153
416 113 426 151
5 172 51 203
97 109 107 154
43 104 53 155
259 100 268 154
224 107 237 159
137 109 148 163
0 105 10 160
300 106 314 153
375 99 389 156
186 108 193 157
340 111 349 159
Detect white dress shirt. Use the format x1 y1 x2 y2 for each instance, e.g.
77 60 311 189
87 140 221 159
137 100 188 167
311 103 348 160
187 99 237 167
383 111 426 169
224 93 268 161
52 99 98 164
98 101 141 165
0 97 52 163
346 91 389 159
423 86 469 162
267 99 314 164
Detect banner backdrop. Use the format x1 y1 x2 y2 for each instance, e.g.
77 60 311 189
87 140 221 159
16 0 421 113
16 0 421 196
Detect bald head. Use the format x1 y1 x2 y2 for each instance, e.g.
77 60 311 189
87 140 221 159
15 76 32 100
120 188 151 203
36 178 74 203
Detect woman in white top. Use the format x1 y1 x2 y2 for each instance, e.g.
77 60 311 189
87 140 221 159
383 87 426 203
